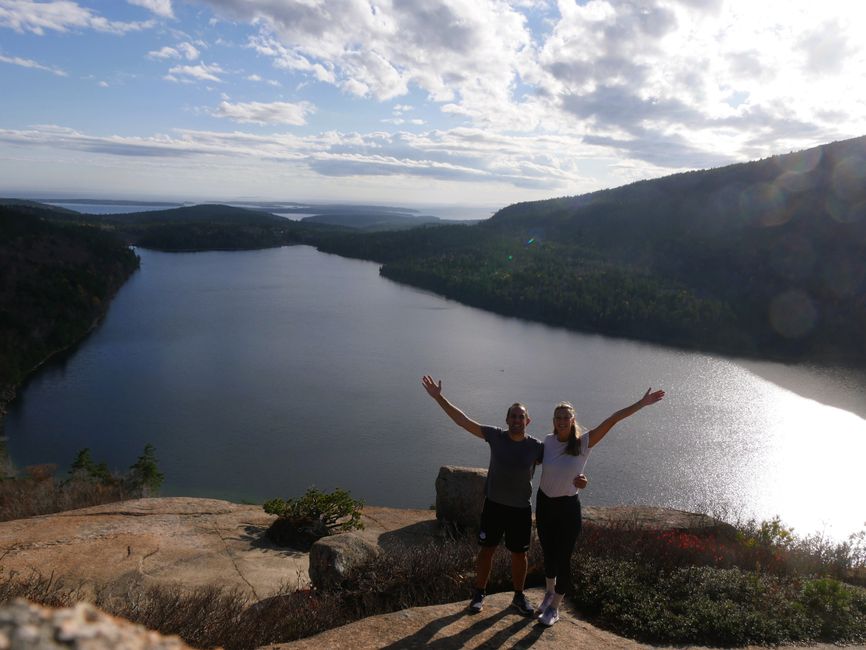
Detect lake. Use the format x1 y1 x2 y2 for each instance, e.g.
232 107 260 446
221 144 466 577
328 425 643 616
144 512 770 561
5 246 865 540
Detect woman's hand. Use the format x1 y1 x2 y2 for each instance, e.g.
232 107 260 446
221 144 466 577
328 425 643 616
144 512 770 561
573 473 588 489
639 388 665 407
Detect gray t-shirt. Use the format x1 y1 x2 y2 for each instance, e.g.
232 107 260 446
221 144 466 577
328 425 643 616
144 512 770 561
481 426 544 508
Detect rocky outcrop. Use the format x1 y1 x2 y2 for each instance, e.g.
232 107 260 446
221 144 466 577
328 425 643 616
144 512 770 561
0 599 195 649
0 498 435 601
435 465 486 530
0 497 304 601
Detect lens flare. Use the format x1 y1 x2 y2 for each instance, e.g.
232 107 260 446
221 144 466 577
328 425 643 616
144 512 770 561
768 290 817 339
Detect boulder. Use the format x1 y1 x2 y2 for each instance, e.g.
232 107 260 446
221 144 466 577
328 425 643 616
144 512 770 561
309 533 381 589
434 465 486 530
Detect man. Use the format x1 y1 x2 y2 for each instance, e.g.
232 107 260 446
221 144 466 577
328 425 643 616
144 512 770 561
422 375 586 615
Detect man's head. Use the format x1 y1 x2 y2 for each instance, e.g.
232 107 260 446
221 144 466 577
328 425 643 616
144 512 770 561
505 403 530 437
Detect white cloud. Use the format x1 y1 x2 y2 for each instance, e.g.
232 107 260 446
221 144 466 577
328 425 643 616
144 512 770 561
195 0 866 170
165 62 224 83
0 52 67 75
0 122 608 193
0 0 154 35
246 73 280 86
149 41 199 60
127 0 173 19
203 0 530 104
177 41 200 60
148 45 179 59
212 100 314 125
382 117 425 125
98 80 109 87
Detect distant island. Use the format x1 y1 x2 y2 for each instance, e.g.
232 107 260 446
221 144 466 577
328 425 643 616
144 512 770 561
2 133 865 423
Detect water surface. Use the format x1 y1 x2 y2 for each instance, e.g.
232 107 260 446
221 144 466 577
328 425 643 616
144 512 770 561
6 246 865 539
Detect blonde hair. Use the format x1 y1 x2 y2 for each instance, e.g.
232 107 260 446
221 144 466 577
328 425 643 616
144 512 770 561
553 402 584 456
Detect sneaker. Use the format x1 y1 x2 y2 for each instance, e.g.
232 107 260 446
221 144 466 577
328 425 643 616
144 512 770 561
539 606 560 627
510 591 535 616
535 591 555 617
469 588 485 613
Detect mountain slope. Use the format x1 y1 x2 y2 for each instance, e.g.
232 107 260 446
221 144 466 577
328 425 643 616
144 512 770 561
312 136 866 364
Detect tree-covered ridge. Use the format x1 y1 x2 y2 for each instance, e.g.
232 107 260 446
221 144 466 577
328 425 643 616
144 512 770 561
312 136 866 364
0 205 140 400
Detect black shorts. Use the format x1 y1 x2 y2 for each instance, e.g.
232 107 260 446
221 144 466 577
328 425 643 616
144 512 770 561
477 498 532 553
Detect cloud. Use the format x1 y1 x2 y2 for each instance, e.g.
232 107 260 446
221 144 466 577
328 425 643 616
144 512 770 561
212 100 314 125
798 20 852 75
165 62 224 83
148 41 199 60
0 0 154 35
127 0 173 19
382 117 425 125
148 45 180 59
0 53 67 76
177 41 200 60
201 0 530 103
0 123 592 191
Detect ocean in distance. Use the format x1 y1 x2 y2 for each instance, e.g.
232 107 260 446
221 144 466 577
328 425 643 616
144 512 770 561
5 245 866 541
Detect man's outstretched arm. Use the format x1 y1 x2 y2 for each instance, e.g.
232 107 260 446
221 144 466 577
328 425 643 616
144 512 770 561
422 375 485 439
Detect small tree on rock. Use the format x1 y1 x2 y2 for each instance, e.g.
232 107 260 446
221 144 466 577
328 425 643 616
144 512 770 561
264 487 364 550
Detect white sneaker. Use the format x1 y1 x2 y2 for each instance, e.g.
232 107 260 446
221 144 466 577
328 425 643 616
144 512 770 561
535 591 555 617
539 606 560 627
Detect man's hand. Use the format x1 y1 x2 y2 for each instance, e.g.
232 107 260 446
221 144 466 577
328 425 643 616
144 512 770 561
573 473 588 489
421 375 484 438
422 375 442 399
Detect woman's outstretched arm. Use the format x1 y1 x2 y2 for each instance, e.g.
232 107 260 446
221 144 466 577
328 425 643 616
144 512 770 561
422 375 485 439
587 388 665 448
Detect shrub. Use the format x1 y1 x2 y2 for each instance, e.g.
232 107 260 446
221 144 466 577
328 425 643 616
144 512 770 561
799 577 866 641
0 445 165 521
264 487 363 550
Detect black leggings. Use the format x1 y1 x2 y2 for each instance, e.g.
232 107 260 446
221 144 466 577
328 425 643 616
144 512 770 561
535 489 582 595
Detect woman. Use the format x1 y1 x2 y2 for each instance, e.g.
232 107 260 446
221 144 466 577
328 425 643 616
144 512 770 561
535 388 665 626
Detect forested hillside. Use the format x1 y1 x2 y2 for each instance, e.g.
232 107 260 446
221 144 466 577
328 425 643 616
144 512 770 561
313 136 866 364
4 134 863 367
0 205 140 417
22 203 308 251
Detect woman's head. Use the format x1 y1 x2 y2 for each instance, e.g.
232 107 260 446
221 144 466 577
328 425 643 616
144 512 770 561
553 402 581 455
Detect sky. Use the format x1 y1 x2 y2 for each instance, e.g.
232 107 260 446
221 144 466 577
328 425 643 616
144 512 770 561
1 0 865 213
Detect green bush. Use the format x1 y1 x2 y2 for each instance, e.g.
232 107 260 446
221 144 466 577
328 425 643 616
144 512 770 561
127 443 164 496
264 487 363 550
799 577 866 641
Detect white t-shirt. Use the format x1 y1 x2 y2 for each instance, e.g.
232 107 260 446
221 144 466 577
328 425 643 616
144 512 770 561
539 432 591 498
